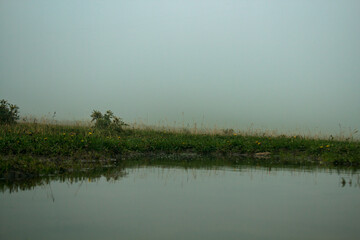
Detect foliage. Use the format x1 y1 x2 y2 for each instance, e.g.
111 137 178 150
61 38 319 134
0 99 19 125
1 123 360 167
91 110 128 133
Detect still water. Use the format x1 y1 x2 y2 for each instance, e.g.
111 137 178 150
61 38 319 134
1 163 360 240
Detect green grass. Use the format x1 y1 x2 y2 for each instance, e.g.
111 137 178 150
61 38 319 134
0 122 360 178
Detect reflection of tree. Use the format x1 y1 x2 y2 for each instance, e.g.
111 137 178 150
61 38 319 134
0 166 128 193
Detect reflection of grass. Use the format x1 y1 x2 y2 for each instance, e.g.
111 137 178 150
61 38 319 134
1 157 358 193
0 163 128 193
0 123 360 170
0 155 127 180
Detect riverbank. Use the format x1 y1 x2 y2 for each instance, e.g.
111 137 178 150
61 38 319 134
1 123 359 178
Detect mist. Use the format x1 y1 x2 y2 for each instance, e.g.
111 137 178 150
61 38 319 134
1 0 359 136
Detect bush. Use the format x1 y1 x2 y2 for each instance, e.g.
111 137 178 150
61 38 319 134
91 110 128 133
0 99 19 124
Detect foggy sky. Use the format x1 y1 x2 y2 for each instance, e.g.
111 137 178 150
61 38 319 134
1 0 359 136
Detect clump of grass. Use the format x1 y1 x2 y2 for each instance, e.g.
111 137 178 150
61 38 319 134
91 110 128 135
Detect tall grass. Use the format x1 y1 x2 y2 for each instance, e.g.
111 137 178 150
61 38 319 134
17 114 359 141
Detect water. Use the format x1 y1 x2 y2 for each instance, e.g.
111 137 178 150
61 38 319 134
1 163 359 240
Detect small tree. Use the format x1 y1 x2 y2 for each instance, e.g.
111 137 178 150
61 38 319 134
0 99 19 124
91 110 128 133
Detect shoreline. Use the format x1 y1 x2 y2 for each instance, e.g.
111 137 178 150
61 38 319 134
1 122 359 179
1 150 358 180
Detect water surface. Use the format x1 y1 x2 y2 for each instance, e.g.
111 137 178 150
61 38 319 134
1 163 359 240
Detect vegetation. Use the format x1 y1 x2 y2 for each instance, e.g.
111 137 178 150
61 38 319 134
0 99 19 125
0 103 359 179
1 121 359 165
91 110 128 134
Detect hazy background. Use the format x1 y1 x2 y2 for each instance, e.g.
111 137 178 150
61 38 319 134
1 0 359 136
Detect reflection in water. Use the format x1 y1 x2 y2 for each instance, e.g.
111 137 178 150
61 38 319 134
340 175 360 187
0 165 128 194
1 159 359 193
1 158 360 240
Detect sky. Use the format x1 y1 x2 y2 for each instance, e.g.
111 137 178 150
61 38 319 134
1 0 359 136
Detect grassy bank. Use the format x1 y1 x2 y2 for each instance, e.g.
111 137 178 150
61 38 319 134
1 122 360 178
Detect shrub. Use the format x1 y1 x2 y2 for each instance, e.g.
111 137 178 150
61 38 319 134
0 99 19 124
91 110 128 133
